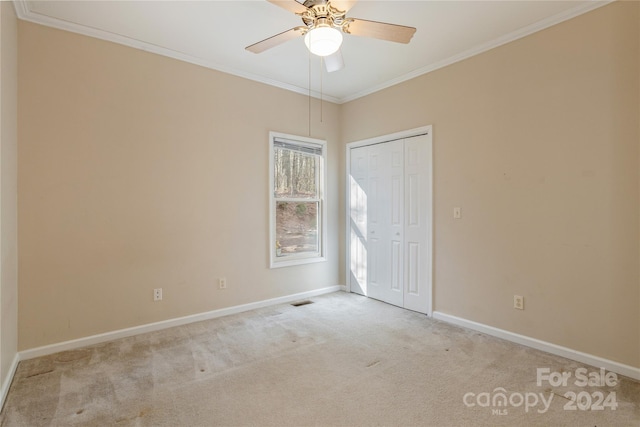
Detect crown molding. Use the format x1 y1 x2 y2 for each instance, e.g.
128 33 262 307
13 0 613 105
11 0 341 104
339 0 614 104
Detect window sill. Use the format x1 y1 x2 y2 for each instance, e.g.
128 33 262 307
270 255 327 269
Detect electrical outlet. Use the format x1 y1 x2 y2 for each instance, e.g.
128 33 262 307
154 288 163 301
514 295 524 310
219 278 227 289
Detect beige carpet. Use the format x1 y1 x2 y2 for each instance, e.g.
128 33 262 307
2 291 639 426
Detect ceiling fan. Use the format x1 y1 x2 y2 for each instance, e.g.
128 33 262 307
246 0 416 72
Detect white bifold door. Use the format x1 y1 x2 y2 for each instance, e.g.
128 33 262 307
349 133 431 314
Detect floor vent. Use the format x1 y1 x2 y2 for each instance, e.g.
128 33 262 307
291 300 314 307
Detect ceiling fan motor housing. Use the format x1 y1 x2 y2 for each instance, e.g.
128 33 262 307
301 0 349 32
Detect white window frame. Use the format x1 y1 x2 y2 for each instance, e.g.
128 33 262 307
269 131 327 268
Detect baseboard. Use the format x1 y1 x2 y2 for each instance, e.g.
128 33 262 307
0 353 20 411
20 285 344 361
432 311 640 381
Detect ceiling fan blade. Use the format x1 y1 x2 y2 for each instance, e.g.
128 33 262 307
345 18 416 44
324 49 344 73
246 27 306 54
330 0 357 13
267 0 309 15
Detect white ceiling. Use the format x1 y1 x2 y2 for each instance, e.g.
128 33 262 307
15 0 610 103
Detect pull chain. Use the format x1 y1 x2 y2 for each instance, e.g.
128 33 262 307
320 57 323 123
308 47 312 137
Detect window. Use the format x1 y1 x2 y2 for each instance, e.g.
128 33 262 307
269 132 327 268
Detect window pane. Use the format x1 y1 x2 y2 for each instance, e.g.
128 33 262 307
274 147 317 199
269 132 326 268
276 201 319 257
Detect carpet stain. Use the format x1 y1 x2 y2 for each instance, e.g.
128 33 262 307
291 300 313 307
55 350 91 363
24 369 54 379
366 360 380 368
114 408 149 424
552 391 572 401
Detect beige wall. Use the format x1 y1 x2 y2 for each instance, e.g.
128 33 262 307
342 2 639 368
0 1 19 382
18 21 342 350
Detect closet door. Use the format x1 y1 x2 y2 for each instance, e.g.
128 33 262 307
348 133 431 314
365 143 388 302
403 134 430 313
383 140 405 307
352 141 404 307
349 146 368 296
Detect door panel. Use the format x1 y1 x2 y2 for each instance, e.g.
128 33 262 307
369 177 380 225
369 236 380 286
407 242 420 295
391 240 402 291
391 176 402 226
407 173 420 227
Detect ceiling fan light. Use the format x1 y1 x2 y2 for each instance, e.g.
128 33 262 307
304 26 343 57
